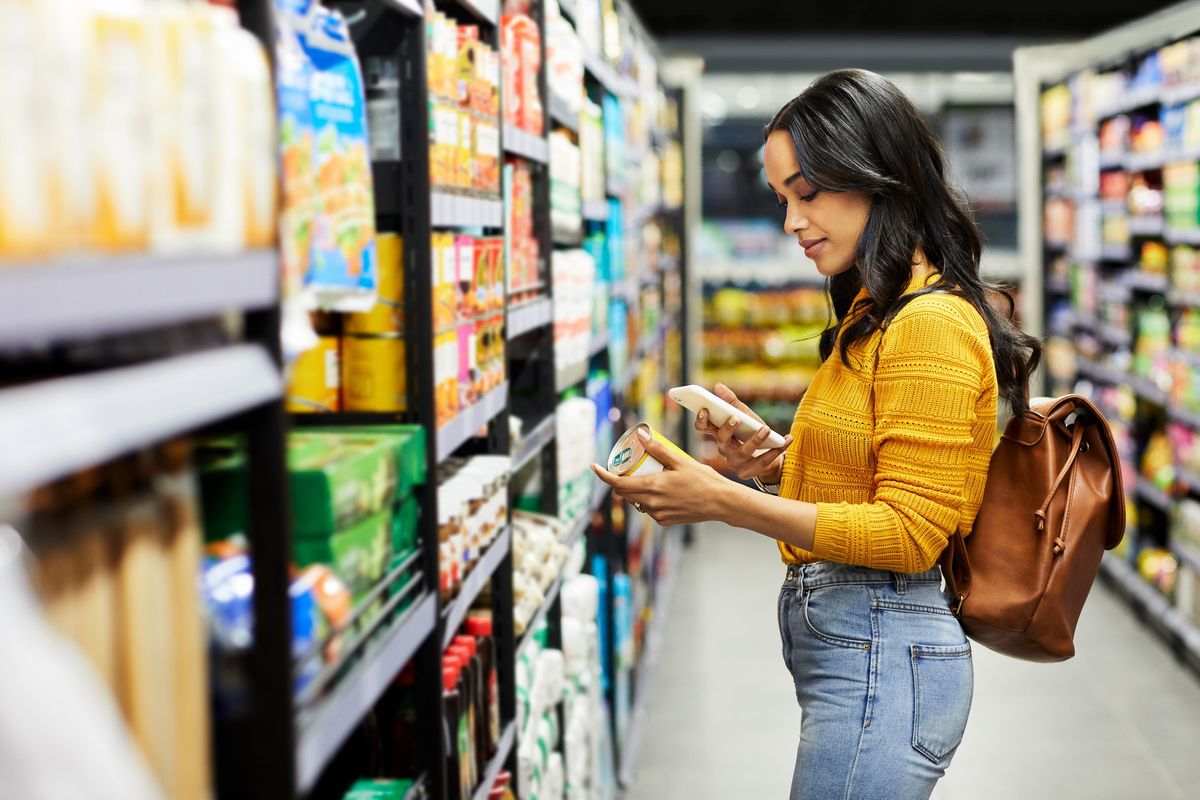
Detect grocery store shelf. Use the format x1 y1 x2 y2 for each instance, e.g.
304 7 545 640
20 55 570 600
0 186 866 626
1125 150 1167 172
1136 478 1173 513
1165 227 1200 245
455 0 498 26
1099 243 1133 262
0 345 280 501
1168 289 1200 308
1162 82 1200 106
1100 552 1200 672
1042 138 1068 160
1099 151 1125 170
512 414 556 472
294 591 436 793
1176 540 1200 573
1045 240 1071 253
470 722 516 800
437 382 509 462
0 250 277 346
1131 375 1169 406
1075 357 1129 388
1123 270 1169 292
1168 405 1200 431
549 95 579 134
442 525 512 650
555 360 588 393
617 356 642 396
431 191 503 228
582 199 610 221
503 124 549 164
583 50 636 98
1128 215 1166 237
507 297 552 340
590 330 609 357
1099 84 1161 119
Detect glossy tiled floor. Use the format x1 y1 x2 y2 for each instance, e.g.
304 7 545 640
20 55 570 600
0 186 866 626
625 523 1200 800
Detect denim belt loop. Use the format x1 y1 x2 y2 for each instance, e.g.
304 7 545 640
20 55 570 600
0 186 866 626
894 572 907 595
786 562 802 586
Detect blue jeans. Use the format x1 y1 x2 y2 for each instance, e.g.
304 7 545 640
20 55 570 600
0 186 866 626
778 560 973 800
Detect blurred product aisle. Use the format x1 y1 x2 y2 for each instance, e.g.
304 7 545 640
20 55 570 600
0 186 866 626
626 523 1200 800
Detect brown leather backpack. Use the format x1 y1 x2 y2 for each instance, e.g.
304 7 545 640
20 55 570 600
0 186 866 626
939 394 1126 661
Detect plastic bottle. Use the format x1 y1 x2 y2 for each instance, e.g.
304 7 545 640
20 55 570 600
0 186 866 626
445 652 475 796
466 616 500 756
453 635 488 776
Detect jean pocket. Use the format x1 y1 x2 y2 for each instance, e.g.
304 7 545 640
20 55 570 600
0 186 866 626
802 585 873 649
911 641 973 765
778 586 795 675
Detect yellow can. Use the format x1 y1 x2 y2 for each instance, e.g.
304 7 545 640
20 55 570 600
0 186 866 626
342 333 408 412
346 233 405 334
286 336 341 413
608 423 692 477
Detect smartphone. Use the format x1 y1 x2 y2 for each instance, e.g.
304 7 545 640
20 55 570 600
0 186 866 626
667 384 787 448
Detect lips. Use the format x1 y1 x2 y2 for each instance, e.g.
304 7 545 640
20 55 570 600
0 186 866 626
801 238 827 259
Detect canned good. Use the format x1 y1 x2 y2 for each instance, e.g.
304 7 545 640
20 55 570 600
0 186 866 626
607 423 691 477
342 333 408 412
345 233 405 334
286 336 340 413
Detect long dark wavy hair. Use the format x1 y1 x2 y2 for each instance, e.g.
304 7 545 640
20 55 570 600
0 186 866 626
765 69 1041 415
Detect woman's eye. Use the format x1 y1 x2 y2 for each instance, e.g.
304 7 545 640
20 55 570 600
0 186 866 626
800 191 819 202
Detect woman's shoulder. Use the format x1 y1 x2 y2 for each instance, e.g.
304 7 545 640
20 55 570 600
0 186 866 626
892 290 988 338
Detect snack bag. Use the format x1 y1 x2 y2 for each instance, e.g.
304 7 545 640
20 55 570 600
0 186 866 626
302 5 377 311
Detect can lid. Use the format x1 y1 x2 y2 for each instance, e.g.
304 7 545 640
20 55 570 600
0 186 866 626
442 667 458 692
608 423 651 476
466 617 493 637
453 635 478 657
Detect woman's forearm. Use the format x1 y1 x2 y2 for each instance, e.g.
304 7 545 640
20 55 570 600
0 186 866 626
718 480 818 553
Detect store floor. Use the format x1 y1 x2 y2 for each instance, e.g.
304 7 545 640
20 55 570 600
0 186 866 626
626 522 1200 800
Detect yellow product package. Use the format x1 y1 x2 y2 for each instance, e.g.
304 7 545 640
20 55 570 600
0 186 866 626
342 333 407 412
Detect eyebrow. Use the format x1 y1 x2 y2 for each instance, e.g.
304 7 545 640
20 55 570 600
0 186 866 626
767 170 807 194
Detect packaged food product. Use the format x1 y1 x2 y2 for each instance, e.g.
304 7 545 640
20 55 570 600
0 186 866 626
346 233 405 333
293 509 392 600
342 333 408 413
286 335 341 413
274 0 317 297
303 5 378 310
90 0 153 252
607 423 692 479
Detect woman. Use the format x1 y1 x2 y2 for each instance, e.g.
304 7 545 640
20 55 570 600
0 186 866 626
592 69 1041 799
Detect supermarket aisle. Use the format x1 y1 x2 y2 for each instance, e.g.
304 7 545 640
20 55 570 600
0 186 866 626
627 522 1200 800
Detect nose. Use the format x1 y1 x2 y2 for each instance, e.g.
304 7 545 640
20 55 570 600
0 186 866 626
783 203 807 236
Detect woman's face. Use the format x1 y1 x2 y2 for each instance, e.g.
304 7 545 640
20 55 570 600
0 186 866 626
764 129 871 278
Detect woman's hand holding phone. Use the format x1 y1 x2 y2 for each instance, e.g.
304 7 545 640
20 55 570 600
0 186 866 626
695 384 792 484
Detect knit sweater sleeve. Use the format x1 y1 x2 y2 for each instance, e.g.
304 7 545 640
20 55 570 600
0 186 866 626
809 298 990 572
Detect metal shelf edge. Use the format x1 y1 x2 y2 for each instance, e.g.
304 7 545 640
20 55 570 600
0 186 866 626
507 297 553 340
295 592 437 792
502 124 549 164
470 722 517 800
0 345 281 499
511 414 556 472
0 250 277 346
442 525 512 649
437 382 510 463
431 191 504 229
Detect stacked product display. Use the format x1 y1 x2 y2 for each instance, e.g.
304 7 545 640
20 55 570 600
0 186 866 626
0 1 693 799
1035 21 1200 671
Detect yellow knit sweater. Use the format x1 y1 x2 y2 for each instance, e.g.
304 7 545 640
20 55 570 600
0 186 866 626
778 274 998 571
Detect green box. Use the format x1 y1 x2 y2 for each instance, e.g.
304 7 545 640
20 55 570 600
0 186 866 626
302 425 427 500
196 434 398 541
343 779 412 800
393 495 420 554
288 434 397 537
293 509 392 599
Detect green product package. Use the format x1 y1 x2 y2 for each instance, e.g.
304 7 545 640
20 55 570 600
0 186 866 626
343 778 412 799
196 434 398 541
302 425 427 500
293 509 392 599
393 494 419 554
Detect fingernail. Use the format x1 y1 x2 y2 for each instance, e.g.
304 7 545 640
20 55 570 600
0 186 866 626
727 418 738 428
636 427 651 441
757 428 768 440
